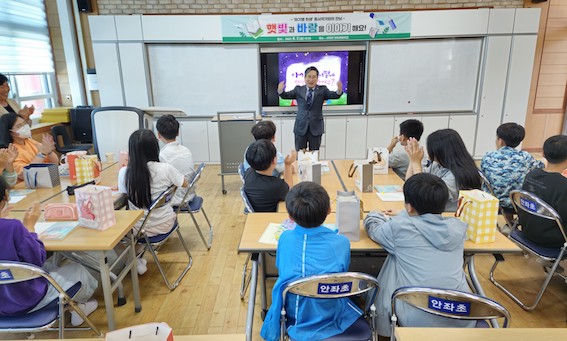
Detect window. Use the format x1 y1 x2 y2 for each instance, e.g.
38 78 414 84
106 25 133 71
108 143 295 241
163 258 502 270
0 0 57 118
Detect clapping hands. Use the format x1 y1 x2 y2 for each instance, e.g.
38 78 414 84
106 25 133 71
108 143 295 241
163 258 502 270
38 133 55 155
405 137 424 164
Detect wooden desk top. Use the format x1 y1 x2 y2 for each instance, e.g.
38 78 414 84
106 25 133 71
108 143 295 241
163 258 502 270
238 212 521 254
10 162 120 211
333 160 406 212
24 335 245 341
8 210 143 251
395 328 567 341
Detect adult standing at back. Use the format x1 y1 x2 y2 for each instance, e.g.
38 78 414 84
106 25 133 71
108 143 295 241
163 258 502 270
277 66 342 151
0 74 34 125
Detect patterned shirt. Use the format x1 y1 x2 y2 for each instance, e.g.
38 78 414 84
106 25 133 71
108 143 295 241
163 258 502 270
480 146 544 209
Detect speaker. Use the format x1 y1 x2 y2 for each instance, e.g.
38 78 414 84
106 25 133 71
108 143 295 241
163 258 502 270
77 0 92 13
70 106 95 143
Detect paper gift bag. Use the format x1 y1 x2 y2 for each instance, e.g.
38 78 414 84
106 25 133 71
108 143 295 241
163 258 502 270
367 147 389 175
297 149 319 163
75 155 102 185
61 151 87 180
119 150 129 167
348 160 373 193
456 189 499 243
75 185 116 230
23 164 61 188
298 161 321 184
336 191 361 241
105 322 173 341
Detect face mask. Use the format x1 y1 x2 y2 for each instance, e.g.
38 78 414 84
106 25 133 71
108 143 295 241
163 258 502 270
13 124 31 139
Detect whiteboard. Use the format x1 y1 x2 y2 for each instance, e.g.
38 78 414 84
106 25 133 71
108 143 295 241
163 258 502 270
147 44 260 116
367 38 483 114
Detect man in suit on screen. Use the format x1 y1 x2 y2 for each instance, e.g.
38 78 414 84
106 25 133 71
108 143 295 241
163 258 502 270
277 66 343 151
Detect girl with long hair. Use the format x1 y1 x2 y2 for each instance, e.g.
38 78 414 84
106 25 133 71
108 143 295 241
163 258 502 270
117 129 188 237
405 128 481 211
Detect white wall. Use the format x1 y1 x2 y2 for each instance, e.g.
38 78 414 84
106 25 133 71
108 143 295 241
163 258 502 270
90 8 540 159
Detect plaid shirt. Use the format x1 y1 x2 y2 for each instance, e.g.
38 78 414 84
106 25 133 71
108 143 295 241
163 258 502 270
480 146 544 209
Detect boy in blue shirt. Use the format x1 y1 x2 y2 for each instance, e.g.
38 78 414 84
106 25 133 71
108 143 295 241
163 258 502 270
261 182 362 341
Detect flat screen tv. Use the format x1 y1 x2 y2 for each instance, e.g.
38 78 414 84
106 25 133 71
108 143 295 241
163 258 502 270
261 46 366 111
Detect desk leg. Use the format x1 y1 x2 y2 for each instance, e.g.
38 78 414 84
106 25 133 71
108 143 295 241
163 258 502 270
466 255 499 328
259 252 268 319
98 251 115 330
246 253 259 341
129 232 142 313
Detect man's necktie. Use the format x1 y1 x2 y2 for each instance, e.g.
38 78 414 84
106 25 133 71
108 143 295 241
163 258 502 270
306 88 313 107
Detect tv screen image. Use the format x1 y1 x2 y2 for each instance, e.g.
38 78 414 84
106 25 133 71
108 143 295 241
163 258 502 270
278 51 348 107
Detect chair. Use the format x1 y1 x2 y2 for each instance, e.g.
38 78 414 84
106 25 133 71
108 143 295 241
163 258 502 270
478 170 515 229
280 272 379 341
239 186 255 298
0 261 102 339
390 286 511 341
51 125 93 154
138 186 193 290
175 163 213 250
238 163 246 184
489 190 567 310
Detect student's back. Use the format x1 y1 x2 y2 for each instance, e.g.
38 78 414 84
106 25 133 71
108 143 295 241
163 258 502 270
518 135 567 248
364 173 473 336
261 182 362 341
481 123 543 209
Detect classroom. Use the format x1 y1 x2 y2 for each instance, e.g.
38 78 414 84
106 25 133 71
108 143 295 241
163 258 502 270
0 0 566 340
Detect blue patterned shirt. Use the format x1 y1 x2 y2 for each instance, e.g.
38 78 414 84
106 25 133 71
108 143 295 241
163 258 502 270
480 146 544 209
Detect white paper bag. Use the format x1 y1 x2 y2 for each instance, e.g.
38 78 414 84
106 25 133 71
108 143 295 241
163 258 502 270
23 164 61 188
336 191 361 241
297 150 319 163
105 322 173 341
298 161 321 184
349 160 373 193
368 147 389 175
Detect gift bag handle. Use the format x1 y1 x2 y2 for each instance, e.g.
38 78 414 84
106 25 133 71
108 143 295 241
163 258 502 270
455 196 472 217
348 163 358 178
26 171 38 189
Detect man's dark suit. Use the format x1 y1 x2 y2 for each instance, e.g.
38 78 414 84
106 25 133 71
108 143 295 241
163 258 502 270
279 85 341 150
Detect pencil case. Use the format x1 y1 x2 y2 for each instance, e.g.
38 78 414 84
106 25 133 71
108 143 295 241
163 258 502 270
44 203 79 221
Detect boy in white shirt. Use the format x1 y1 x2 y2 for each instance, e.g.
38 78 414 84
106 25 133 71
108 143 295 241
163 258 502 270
156 115 195 206
387 119 424 179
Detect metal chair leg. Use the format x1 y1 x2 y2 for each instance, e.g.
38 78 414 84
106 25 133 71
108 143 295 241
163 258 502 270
240 254 252 299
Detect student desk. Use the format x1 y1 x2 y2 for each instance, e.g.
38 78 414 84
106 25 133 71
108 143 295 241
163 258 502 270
238 212 521 341
394 328 567 341
9 162 120 211
8 210 144 331
332 159 406 212
26 334 246 341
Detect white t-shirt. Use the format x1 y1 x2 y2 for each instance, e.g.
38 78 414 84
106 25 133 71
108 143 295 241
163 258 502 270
118 161 185 236
159 141 195 206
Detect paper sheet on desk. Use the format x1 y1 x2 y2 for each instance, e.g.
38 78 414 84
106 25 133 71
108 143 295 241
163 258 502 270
376 192 405 201
9 196 25 204
34 222 79 240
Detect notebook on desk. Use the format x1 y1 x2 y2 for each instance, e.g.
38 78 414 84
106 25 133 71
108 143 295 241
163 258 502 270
34 221 79 240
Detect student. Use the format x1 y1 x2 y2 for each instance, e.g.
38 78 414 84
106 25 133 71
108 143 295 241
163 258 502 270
387 119 424 179
481 123 544 215
520 135 567 248
278 66 342 151
0 182 98 326
243 120 284 175
0 113 58 178
243 139 295 212
261 182 362 341
117 130 189 274
405 128 481 211
0 143 19 187
156 114 195 206
363 173 474 336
